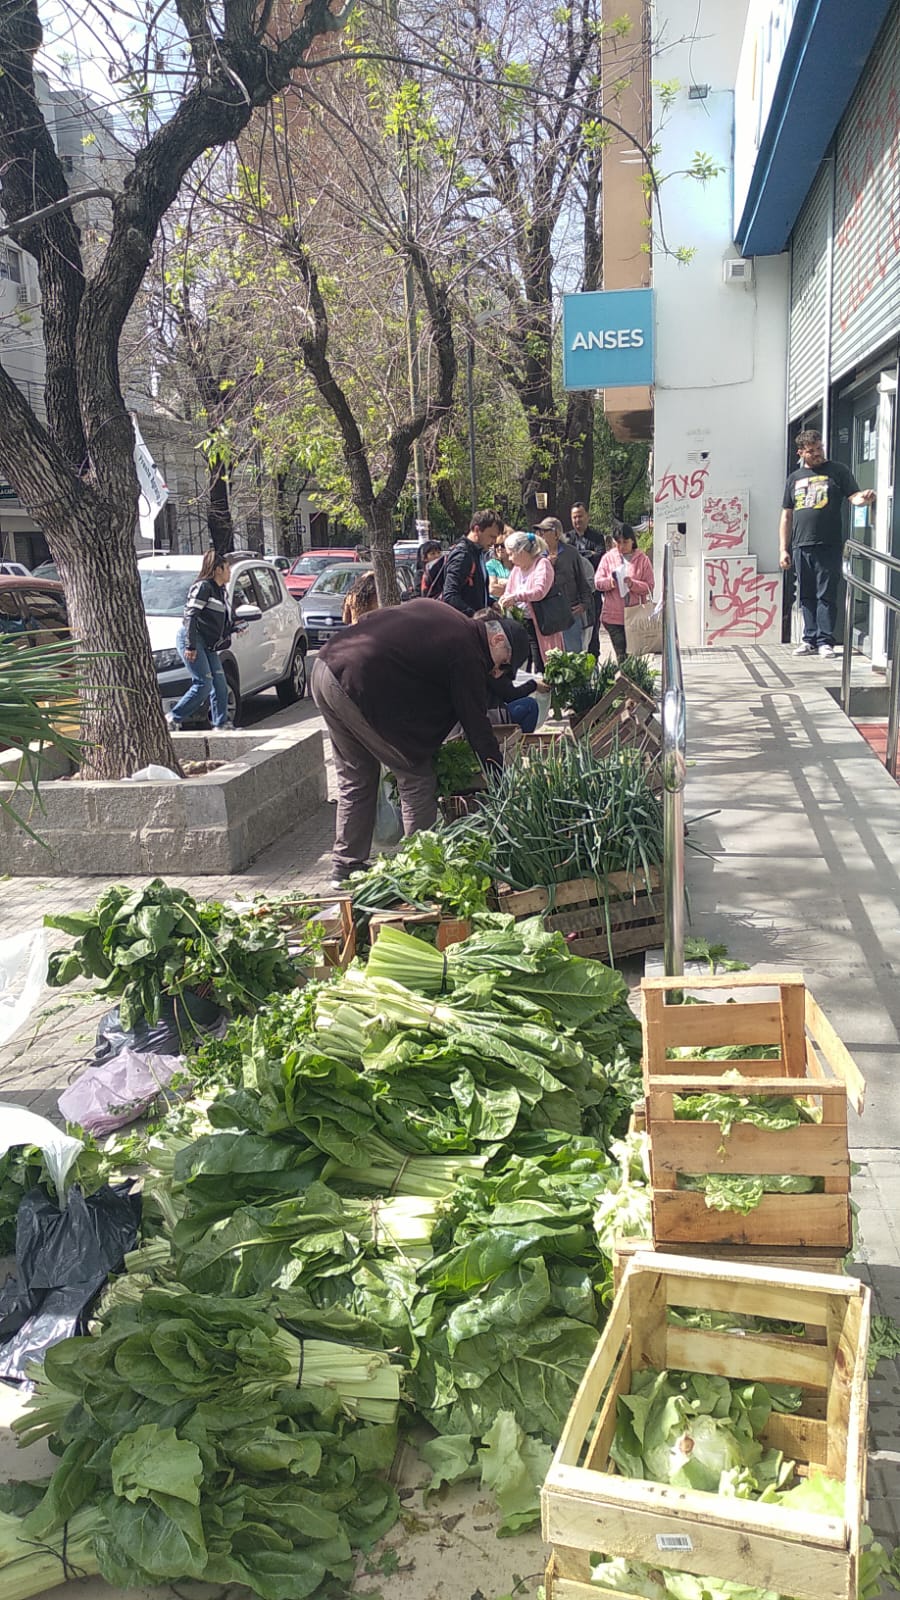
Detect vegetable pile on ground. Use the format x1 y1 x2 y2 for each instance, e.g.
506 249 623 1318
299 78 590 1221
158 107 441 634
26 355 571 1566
542 650 656 719
44 879 301 1036
347 826 493 924
0 914 648 1597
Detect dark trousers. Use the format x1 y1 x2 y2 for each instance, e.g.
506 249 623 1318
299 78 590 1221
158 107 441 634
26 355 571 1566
505 695 539 733
311 658 437 875
603 622 628 664
794 545 840 648
586 592 603 657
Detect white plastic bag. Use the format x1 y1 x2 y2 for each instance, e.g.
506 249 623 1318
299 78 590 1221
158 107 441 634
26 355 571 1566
58 1048 182 1136
373 769 403 846
0 1103 83 1199
0 928 47 1049
126 764 180 782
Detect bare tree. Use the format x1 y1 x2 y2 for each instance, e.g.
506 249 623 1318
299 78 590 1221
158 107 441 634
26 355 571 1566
0 0 352 778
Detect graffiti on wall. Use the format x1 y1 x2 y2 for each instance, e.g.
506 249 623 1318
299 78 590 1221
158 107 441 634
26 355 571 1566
834 31 900 332
701 493 749 553
654 461 711 506
704 558 781 646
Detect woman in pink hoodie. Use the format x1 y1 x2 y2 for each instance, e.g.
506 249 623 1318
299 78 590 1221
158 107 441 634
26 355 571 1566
594 525 654 663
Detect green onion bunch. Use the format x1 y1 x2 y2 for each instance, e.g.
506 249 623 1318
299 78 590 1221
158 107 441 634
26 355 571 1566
478 739 663 893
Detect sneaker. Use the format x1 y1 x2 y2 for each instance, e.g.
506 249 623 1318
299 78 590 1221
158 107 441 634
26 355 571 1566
818 644 836 659
793 642 814 656
165 713 182 732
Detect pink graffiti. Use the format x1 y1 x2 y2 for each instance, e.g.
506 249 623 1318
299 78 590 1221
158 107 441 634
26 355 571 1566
655 462 710 504
706 562 779 645
702 495 747 551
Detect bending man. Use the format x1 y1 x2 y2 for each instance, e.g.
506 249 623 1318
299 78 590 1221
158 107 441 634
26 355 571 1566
311 598 530 883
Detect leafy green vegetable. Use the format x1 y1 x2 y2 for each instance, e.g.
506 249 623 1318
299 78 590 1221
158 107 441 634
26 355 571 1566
433 738 485 796
541 650 656 717
683 937 749 974
348 827 493 920
611 1369 801 1497
46 879 299 1033
867 1312 900 1374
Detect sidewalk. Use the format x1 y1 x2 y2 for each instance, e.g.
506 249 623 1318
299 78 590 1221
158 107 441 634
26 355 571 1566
681 641 900 1549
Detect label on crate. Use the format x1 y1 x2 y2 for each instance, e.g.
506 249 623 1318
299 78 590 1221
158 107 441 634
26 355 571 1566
656 1535 693 1553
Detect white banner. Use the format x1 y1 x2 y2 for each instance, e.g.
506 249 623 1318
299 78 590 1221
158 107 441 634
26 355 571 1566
131 414 169 540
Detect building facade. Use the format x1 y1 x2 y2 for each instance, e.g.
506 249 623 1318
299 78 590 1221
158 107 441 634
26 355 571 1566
599 0 900 651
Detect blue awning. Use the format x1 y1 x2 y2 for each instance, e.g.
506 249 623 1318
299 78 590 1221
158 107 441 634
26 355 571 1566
736 0 895 256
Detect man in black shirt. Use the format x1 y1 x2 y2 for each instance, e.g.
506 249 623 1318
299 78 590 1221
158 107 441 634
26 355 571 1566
569 502 607 654
780 429 875 659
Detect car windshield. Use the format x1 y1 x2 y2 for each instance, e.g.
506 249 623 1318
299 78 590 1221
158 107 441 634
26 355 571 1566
308 566 370 596
140 570 194 616
291 553 355 576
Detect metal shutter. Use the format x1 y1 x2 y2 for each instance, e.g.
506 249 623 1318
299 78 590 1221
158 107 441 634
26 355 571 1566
788 162 830 418
831 0 900 378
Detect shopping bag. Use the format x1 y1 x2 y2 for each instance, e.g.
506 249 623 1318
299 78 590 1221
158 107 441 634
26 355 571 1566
624 598 663 656
373 769 403 845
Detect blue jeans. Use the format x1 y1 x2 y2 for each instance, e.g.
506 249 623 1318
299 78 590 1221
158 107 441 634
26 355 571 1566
562 618 585 653
505 695 540 733
794 546 840 649
171 629 229 727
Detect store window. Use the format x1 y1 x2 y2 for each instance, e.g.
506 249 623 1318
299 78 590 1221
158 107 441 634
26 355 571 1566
0 247 22 284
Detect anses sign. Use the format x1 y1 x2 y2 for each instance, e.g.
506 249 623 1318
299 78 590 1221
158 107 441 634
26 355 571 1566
562 288 654 390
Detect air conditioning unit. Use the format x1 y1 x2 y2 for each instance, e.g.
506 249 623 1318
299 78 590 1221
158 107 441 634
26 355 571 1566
16 284 29 305
723 257 753 285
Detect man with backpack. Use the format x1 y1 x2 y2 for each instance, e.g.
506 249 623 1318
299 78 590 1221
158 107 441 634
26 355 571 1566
427 509 503 614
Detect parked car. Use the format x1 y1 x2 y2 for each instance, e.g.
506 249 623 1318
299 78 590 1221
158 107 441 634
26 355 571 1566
283 548 362 601
0 575 69 643
300 563 417 648
139 554 308 726
31 561 60 582
0 560 31 577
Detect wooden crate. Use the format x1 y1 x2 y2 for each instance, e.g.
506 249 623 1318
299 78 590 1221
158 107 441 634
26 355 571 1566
542 1252 870 1600
239 895 355 980
498 866 663 962
368 906 471 951
611 1236 847 1294
641 974 865 1250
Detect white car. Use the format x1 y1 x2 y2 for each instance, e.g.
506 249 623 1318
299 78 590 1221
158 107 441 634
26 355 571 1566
138 554 309 726
0 560 30 577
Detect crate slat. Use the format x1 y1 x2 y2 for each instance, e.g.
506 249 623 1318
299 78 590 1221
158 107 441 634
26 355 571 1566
498 867 663 963
543 1253 869 1600
652 1190 851 1248
369 906 471 951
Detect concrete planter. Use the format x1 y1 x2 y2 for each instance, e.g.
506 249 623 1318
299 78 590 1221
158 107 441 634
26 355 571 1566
0 726 326 876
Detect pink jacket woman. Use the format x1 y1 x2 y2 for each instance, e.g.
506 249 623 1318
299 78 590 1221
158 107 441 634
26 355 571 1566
500 532 565 662
594 542 654 625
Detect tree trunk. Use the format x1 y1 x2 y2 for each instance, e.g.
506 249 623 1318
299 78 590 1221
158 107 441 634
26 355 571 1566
369 511 400 606
559 391 596 515
207 467 235 558
51 506 178 780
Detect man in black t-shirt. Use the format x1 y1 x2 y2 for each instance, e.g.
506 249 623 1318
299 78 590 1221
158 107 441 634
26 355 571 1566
779 429 875 659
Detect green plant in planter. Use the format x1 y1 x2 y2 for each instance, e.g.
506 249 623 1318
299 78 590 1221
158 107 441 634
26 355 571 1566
433 739 484 796
0 639 86 836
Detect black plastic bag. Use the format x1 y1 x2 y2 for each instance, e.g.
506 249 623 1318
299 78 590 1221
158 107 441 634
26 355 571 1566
0 1183 141 1381
94 989 226 1061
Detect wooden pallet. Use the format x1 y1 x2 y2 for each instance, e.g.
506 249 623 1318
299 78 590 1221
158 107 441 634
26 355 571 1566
542 1252 870 1600
498 866 663 962
368 906 471 951
641 974 865 1250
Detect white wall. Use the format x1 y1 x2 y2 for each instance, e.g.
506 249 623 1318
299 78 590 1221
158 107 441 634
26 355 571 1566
652 0 789 647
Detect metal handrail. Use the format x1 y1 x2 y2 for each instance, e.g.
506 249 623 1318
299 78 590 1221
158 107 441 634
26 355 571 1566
662 541 686 975
841 539 900 779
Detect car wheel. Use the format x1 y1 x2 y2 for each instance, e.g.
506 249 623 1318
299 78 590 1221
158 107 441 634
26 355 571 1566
276 642 308 705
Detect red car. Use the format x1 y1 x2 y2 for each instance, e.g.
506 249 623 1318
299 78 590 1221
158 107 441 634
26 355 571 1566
283 548 362 601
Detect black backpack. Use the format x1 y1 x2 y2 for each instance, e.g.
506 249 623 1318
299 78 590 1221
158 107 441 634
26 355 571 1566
423 554 448 598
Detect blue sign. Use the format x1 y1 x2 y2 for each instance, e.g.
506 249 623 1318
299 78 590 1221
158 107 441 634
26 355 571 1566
562 288 655 391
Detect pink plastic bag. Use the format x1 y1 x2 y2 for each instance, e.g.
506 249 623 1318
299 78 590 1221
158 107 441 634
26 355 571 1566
58 1049 182 1135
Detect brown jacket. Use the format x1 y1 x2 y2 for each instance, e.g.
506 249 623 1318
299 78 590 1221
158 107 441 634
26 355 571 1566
319 599 503 769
